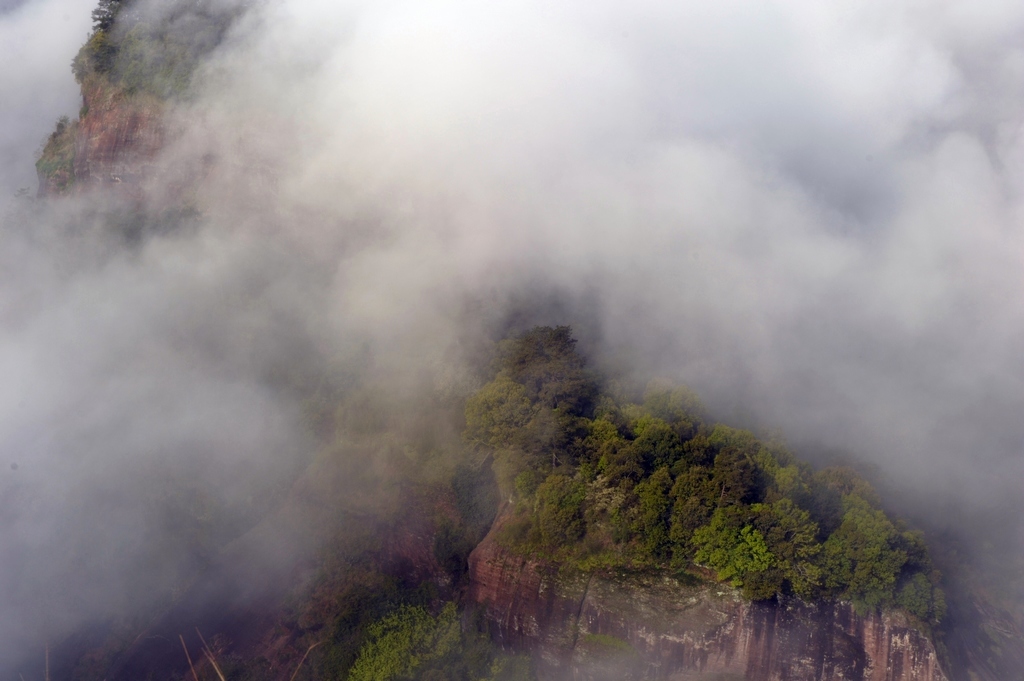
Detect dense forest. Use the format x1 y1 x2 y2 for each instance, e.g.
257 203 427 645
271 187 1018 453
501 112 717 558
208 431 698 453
465 327 946 625
266 326 948 681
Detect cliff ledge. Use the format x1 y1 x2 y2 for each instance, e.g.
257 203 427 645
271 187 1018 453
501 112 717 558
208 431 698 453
468 525 948 681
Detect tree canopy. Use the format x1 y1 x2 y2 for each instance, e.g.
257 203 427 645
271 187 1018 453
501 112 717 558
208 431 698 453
91 0 126 32
466 326 946 624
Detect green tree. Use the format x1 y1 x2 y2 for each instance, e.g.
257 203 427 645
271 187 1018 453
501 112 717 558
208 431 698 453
679 434 715 469
631 416 685 472
820 495 907 610
711 447 761 506
634 467 673 557
348 603 460 681
815 466 881 506
692 507 775 597
91 0 125 32
668 466 715 554
756 499 822 598
581 416 623 468
597 436 644 486
535 474 587 544
464 376 536 448
896 573 935 621
641 381 703 439
498 326 596 415
707 424 758 451
893 531 946 623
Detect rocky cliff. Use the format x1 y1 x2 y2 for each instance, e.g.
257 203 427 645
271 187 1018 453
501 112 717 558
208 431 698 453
37 76 163 198
468 529 948 681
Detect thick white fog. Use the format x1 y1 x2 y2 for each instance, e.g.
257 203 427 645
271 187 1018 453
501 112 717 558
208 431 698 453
176 0 1024 499
0 0 93 195
3 0 1024 671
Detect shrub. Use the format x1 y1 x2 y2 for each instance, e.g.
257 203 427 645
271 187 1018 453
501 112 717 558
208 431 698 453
347 603 459 681
536 474 586 545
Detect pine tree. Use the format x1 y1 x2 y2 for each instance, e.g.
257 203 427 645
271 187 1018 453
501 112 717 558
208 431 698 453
91 0 124 33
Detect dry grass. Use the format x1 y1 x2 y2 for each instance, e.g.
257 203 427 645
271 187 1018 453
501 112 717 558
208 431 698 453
180 635 199 681
180 630 322 681
195 629 227 681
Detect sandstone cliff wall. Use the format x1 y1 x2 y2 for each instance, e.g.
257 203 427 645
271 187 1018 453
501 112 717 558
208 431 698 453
74 78 163 191
468 534 948 681
37 76 163 198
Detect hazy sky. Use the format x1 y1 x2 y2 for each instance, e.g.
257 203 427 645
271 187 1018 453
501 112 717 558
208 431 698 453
3 0 1024 671
0 0 92 196
173 0 1024 501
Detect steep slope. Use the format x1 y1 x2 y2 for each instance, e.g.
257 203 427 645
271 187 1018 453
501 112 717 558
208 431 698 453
35 0 238 199
70 75 164 194
60 436 475 681
37 74 164 198
468 516 947 681
457 327 953 681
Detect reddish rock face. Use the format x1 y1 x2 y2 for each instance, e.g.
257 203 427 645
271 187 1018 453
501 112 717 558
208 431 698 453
74 79 164 195
468 533 948 681
38 77 164 199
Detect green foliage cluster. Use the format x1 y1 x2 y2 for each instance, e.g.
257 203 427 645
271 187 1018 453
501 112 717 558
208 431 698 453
466 327 946 624
72 0 239 98
347 603 461 681
280 535 430 681
35 115 77 192
91 0 123 32
347 602 533 681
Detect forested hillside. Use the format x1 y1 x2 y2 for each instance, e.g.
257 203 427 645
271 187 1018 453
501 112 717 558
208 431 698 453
253 326 951 681
465 327 946 626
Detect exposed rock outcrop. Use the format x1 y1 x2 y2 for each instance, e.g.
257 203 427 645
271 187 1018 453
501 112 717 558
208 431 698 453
468 532 948 681
37 76 164 199
74 78 163 192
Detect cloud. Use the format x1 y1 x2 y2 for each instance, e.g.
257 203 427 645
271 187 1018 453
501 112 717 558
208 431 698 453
0 0 93 196
175 0 1024 502
0 200 334 668
4 0 1024 670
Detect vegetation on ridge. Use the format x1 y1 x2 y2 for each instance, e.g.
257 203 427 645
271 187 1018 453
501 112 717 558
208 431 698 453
35 115 77 192
465 326 947 624
73 0 239 98
37 0 242 192
347 602 531 681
